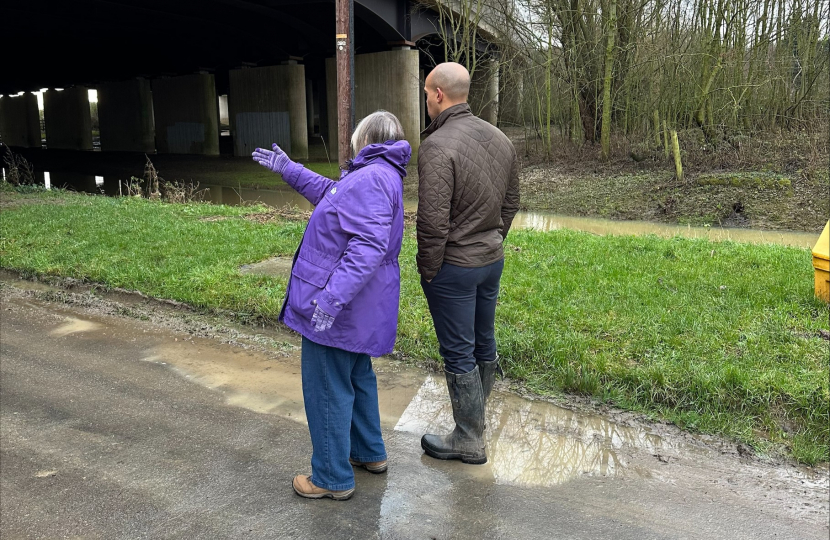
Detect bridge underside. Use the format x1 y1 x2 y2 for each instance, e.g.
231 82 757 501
0 0 501 159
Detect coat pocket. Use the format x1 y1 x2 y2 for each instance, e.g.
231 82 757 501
288 257 334 321
291 256 334 289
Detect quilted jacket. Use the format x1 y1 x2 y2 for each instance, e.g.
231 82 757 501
416 103 520 281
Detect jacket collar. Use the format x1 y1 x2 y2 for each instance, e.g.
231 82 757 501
422 103 473 136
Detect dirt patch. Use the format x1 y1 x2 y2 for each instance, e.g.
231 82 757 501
239 256 294 278
0 189 74 210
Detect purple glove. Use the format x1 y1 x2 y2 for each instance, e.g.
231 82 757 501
311 303 335 332
252 143 293 175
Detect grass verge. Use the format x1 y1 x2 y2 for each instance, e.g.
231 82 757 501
1 188 827 464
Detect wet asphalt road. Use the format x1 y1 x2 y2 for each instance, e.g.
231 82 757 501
1 289 827 540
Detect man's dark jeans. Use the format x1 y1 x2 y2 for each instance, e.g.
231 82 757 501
420 259 504 374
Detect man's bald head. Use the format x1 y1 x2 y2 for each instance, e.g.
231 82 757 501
424 62 470 119
426 62 471 102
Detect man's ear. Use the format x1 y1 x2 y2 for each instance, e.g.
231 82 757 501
436 88 444 103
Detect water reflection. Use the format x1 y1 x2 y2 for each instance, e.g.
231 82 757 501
37 171 104 193
150 337 666 487
147 341 423 430
203 185 312 210
395 374 665 486
510 212 818 248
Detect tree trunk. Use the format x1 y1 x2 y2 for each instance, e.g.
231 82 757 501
600 0 618 160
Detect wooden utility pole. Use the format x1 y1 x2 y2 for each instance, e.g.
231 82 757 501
335 0 354 167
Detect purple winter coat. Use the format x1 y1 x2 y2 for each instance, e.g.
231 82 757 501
278 140 410 357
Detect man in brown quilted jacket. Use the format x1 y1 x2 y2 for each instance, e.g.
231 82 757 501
417 62 520 465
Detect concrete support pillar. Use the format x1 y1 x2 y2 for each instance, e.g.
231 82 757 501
218 95 230 128
326 48 421 159
0 93 41 148
152 74 220 155
498 68 524 126
306 79 315 138
228 63 308 159
43 87 93 150
469 60 499 126
317 78 328 141
97 78 155 153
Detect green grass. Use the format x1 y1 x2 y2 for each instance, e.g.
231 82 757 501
0 190 305 316
1 188 827 464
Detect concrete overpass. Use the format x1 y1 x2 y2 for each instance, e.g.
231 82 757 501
0 0 501 160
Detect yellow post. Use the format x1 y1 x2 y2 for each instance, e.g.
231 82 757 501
671 129 683 182
812 221 830 302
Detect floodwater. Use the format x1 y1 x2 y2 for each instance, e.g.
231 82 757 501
30 171 819 248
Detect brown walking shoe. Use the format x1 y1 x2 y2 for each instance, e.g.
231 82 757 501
348 458 388 474
292 475 354 501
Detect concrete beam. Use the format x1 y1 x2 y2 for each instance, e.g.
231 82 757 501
43 88 93 150
97 79 155 153
0 93 41 148
228 64 308 159
152 74 220 155
326 48 421 159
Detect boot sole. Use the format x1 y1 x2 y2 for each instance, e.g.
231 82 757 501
292 481 355 501
421 440 487 465
349 459 388 474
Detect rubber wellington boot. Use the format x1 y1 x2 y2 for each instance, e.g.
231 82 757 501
477 355 503 404
421 366 487 464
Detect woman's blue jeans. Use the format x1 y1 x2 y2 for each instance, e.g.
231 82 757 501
301 337 387 491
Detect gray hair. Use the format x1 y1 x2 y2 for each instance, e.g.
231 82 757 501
350 110 405 155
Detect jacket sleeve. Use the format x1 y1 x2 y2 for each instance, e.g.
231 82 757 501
416 143 454 280
313 173 392 318
281 161 336 206
500 147 521 239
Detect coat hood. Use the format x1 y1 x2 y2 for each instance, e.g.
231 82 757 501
344 139 411 178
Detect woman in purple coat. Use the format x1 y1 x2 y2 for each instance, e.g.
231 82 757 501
253 111 410 501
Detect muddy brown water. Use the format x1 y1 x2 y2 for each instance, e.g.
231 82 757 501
31 171 819 248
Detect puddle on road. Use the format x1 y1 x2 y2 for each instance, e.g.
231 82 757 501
396 374 665 486
50 317 102 336
148 339 671 487
146 342 425 429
